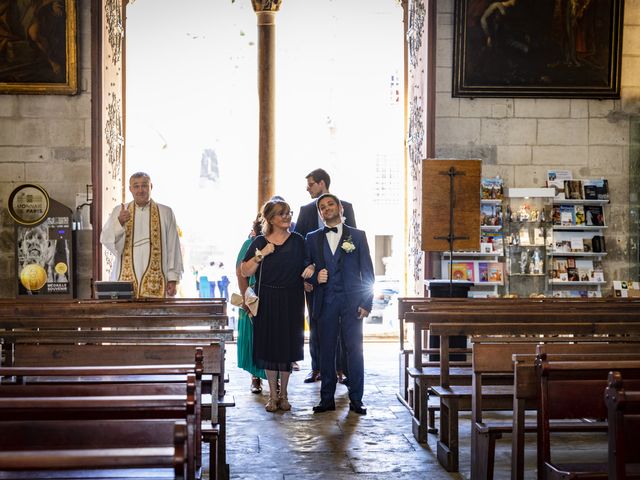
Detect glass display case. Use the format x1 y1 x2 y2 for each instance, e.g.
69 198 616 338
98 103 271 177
504 188 555 297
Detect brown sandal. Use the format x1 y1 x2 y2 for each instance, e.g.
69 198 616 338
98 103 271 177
251 376 262 394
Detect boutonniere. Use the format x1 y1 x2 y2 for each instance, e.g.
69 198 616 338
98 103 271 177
341 235 356 253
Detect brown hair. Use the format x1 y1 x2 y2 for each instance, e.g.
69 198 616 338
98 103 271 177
260 199 291 235
306 168 330 189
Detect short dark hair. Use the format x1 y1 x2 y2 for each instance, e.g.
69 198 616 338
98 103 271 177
130 172 151 182
306 168 330 189
316 193 341 212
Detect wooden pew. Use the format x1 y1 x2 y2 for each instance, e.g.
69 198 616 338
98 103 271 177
405 314 640 447
0 365 198 479
473 344 640 480
10 343 227 480
537 357 640 479
402 298 640 422
0 298 227 316
428 322 640 473
397 297 470 429
605 371 640 480
0 419 188 479
0 299 232 479
2 329 233 344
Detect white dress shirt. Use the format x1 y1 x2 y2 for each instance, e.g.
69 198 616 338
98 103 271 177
325 223 343 255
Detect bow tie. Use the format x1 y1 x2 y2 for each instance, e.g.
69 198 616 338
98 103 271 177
323 226 338 234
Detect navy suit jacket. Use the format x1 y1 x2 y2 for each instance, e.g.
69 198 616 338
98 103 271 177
294 199 356 238
305 224 374 320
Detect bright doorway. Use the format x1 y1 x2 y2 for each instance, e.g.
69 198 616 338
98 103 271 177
125 0 405 333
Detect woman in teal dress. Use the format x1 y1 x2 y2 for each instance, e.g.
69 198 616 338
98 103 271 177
236 215 266 392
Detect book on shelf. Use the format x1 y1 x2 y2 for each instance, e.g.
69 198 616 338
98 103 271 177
480 231 503 254
551 206 561 225
560 205 575 226
481 177 504 200
480 203 502 226
448 262 475 282
597 179 609 200
575 258 592 281
574 205 585 225
583 237 593 252
583 178 609 200
570 237 584 252
584 205 604 226
591 235 606 253
478 261 503 284
567 267 579 281
547 170 572 200
550 258 569 281
554 240 571 253
591 260 604 282
564 180 584 200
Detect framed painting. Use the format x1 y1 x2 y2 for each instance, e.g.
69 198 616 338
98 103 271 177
452 0 624 98
0 0 78 95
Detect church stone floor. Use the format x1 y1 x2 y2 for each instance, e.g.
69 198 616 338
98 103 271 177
223 341 608 480
224 341 462 480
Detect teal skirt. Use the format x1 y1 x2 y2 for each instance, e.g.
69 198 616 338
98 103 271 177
237 308 266 379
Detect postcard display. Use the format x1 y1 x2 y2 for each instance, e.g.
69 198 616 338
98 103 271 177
440 177 506 298
8 184 74 298
547 172 609 298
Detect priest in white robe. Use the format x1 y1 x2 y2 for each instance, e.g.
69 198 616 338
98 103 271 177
100 172 183 298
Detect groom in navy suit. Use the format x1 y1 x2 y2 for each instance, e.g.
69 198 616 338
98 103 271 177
305 193 374 414
294 168 357 384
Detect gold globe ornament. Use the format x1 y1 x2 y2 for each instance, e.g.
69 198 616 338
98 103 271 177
20 264 48 291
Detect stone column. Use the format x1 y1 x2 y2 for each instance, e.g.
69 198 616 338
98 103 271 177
252 0 281 210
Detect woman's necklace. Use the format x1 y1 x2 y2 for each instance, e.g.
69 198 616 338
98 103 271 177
267 232 289 246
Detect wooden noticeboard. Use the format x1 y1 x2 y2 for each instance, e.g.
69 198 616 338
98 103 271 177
422 159 481 252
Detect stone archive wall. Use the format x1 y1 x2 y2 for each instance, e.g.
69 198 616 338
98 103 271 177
0 0 92 297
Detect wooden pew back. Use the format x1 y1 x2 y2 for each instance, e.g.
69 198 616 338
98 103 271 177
537 357 640 479
605 371 640 479
0 419 187 479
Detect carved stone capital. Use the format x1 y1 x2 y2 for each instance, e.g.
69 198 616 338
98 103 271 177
251 0 282 13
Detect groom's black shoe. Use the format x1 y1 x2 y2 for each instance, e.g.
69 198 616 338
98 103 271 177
312 400 336 413
349 401 367 415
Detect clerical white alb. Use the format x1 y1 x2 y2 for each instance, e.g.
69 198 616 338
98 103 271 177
101 201 183 297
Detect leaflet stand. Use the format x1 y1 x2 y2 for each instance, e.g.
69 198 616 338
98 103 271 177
423 160 481 363
442 167 472 294
422 159 482 293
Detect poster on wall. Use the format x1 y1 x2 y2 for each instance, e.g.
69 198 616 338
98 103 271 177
9 184 74 297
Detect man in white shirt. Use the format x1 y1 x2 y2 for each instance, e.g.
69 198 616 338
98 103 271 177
100 172 183 298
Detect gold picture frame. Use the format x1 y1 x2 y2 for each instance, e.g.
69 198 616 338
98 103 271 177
0 0 78 95
453 0 623 98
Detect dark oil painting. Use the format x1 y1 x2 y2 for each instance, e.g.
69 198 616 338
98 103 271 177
0 0 77 94
453 0 624 98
